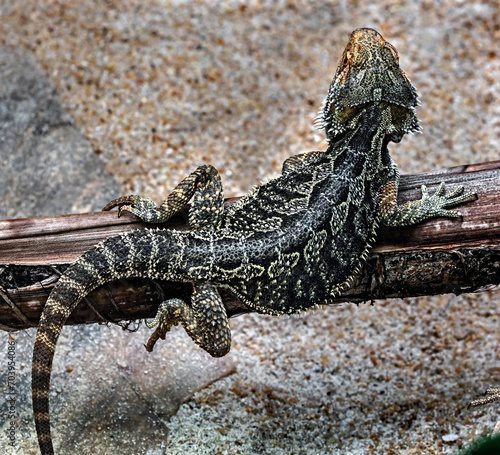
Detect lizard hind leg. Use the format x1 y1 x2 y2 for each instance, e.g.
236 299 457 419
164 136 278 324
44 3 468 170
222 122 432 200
103 164 225 228
145 282 231 358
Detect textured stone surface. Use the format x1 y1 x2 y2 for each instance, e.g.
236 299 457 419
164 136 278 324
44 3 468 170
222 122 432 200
0 47 119 219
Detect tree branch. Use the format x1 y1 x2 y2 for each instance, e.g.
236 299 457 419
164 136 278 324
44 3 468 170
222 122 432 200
1 161 499 331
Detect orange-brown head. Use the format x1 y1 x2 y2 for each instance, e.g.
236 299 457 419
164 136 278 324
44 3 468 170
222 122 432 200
316 28 420 143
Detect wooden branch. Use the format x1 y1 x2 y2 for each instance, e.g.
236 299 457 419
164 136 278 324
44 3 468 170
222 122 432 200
1 161 499 331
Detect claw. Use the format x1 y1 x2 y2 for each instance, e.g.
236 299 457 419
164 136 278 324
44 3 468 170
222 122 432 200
436 182 446 196
102 195 139 212
443 209 462 219
116 204 138 218
446 185 465 199
145 299 184 352
421 184 430 198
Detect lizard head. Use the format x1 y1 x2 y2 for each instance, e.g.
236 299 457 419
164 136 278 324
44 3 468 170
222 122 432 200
315 28 420 143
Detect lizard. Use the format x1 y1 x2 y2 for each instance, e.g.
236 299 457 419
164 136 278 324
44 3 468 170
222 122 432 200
32 28 477 454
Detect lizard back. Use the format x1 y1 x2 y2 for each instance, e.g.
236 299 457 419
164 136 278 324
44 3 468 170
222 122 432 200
190 106 393 314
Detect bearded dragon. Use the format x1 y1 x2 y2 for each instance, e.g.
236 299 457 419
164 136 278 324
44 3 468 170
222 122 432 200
32 28 476 454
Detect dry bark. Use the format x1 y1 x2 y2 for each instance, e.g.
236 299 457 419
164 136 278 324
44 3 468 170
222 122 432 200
1 161 499 331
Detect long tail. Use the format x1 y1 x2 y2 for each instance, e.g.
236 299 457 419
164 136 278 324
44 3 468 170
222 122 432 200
32 229 172 454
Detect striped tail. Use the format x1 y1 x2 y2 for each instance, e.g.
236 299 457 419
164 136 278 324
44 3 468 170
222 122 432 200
31 229 172 454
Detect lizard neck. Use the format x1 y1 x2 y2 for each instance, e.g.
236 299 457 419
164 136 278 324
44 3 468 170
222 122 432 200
326 102 414 175
327 99 419 143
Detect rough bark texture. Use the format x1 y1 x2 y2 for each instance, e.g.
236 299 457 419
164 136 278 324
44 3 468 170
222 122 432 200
1 161 499 331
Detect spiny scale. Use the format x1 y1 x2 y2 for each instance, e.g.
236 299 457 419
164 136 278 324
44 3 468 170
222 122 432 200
32 28 476 454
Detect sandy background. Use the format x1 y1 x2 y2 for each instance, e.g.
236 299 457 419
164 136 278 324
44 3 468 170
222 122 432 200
1 1 499 454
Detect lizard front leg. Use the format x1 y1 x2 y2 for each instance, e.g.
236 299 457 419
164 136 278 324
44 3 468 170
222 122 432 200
380 163 477 227
103 164 224 230
145 282 231 358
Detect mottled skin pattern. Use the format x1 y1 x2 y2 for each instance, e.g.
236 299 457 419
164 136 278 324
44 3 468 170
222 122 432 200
468 387 500 408
32 28 476 454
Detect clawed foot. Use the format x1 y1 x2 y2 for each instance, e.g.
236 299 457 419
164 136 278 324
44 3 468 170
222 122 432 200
103 195 167 223
419 182 477 219
144 285 231 357
144 299 183 352
103 195 140 216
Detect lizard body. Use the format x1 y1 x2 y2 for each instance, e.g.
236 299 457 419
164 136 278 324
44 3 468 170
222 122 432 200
32 28 476 454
